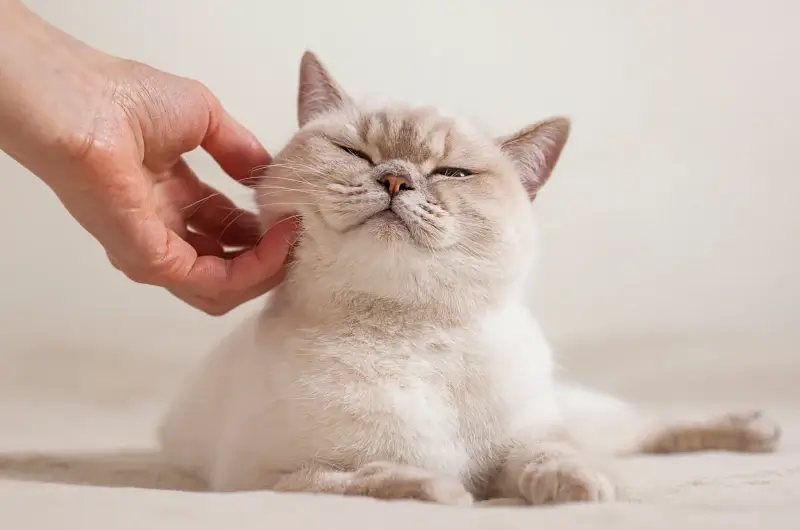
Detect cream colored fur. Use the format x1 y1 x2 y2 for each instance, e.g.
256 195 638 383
158 52 781 506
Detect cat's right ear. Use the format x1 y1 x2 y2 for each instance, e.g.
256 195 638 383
298 51 350 127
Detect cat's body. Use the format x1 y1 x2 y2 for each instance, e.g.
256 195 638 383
159 52 781 505
161 296 560 496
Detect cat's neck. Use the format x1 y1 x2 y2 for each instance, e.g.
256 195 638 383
270 262 519 330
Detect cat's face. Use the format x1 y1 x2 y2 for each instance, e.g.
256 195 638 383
258 52 570 307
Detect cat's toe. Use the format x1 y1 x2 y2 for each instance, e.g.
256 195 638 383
719 410 781 452
419 477 474 506
521 459 619 506
353 462 473 506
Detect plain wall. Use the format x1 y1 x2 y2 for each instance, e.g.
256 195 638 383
1 0 797 364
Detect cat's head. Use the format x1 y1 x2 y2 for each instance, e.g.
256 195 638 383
259 52 570 313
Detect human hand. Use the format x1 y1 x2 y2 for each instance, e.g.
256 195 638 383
0 4 298 315
60 59 300 315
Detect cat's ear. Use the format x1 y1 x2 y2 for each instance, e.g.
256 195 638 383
498 117 571 201
298 51 350 127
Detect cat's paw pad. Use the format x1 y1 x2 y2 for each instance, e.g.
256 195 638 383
716 410 781 452
520 458 619 505
352 461 473 506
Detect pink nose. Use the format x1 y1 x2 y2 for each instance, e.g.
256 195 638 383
379 174 411 196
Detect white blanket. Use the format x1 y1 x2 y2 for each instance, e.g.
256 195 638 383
1 333 797 529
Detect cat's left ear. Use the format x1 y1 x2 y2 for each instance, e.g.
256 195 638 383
297 51 352 127
497 117 571 201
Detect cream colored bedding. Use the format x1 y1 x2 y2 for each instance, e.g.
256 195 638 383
1 334 798 529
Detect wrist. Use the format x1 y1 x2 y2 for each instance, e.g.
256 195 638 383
0 2 116 183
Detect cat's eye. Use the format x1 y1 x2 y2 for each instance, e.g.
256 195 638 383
432 167 473 178
335 144 374 165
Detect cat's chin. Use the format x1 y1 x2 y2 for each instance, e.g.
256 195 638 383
363 209 414 244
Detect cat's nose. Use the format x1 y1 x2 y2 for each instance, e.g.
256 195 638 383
378 174 413 196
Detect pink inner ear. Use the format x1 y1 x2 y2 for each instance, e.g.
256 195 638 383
297 51 349 127
499 117 571 201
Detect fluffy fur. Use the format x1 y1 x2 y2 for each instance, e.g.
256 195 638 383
158 52 781 505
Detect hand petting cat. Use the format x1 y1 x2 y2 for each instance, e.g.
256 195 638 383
0 1 298 315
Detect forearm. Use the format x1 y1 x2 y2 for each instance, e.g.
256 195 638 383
0 1 111 182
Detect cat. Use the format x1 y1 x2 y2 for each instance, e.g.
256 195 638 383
158 51 781 506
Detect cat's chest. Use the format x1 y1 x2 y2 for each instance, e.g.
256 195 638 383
274 307 558 476
287 335 477 476
292 332 475 433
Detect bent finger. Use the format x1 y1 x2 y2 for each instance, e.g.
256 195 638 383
188 188 263 247
184 230 226 257
172 159 263 247
171 266 288 316
179 215 299 294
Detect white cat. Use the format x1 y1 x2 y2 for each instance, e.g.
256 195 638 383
159 52 781 505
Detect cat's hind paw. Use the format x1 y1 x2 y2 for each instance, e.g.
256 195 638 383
714 410 781 453
642 409 782 454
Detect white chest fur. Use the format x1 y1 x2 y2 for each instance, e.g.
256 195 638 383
159 303 561 491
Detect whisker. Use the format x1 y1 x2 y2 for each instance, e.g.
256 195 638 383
217 210 250 242
254 201 319 208
181 193 221 215
253 186 329 196
263 173 327 187
256 214 307 242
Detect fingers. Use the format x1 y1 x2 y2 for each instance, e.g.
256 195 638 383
171 158 263 247
186 183 263 247
170 266 288 316
188 215 299 292
198 87 271 185
177 216 300 314
112 212 299 315
183 231 225 258
166 216 300 315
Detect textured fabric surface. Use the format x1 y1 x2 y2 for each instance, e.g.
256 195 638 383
1 334 797 529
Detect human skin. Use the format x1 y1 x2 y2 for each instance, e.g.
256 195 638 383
0 0 298 315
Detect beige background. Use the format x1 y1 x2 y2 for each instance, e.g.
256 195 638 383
1 0 797 362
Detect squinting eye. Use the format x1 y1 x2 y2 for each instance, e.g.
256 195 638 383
335 144 373 165
433 167 473 178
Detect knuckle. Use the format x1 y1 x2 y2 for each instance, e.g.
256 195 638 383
195 297 231 317
122 263 156 285
124 254 181 287
204 305 231 317
106 253 123 272
192 80 215 105
143 259 181 286
107 255 154 285
141 231 195 286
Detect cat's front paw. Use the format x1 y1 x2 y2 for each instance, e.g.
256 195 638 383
519 457 619 506
349 461 473 506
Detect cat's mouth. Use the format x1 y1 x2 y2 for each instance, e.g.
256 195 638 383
361 206 415 242
373 209 403 223
367 207 410 232
332 199 453 250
